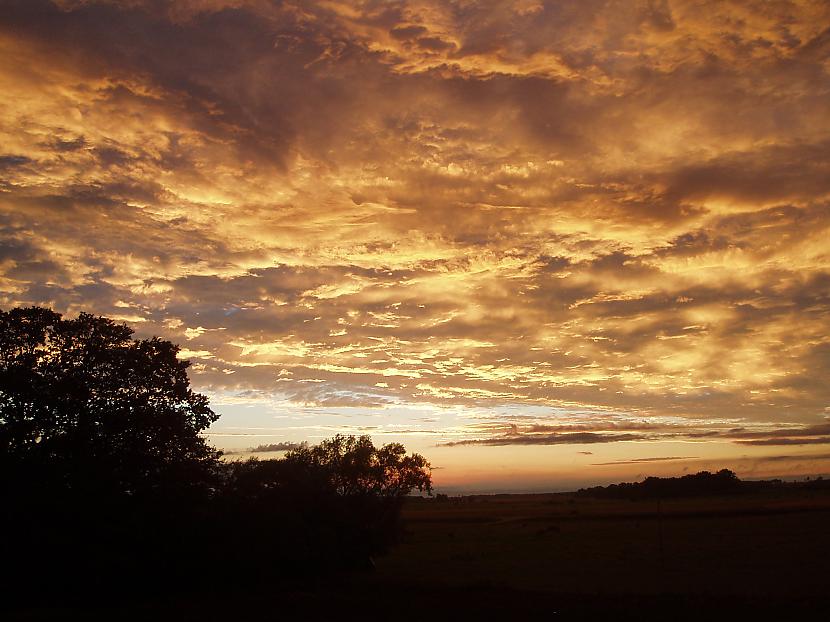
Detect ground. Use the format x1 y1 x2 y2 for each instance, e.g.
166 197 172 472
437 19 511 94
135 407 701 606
7 487 830 620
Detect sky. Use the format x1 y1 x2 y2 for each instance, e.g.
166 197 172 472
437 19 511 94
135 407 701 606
1 0 829 492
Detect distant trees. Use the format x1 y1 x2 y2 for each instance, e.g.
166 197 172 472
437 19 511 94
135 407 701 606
577 469 743 500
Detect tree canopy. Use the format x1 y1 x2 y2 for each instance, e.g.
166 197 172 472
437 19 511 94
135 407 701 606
0 306 219 497
284 434 433 498
223 434 433 501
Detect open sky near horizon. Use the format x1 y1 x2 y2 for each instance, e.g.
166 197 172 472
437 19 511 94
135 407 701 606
1 0 829 491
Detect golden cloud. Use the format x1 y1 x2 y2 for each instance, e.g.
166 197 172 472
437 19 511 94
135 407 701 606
1 1 829 470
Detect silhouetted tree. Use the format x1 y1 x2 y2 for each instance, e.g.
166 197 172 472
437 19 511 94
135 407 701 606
0 307 225 602
577 469 744 500
0 306 220 498
215 435 433 572
283 434 433 498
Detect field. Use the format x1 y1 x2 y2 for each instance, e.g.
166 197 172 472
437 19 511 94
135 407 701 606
9 487 830 620
375 489 830 608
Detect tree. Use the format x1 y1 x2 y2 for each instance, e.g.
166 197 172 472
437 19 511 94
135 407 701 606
214 436 433 571
0 306 220 498
282 434 433 498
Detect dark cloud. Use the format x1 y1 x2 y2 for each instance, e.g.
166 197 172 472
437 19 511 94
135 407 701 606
726 422 830 440
224 441 306 455
390 26 428 40
52 137 86 152
592 456 698 466
0 155 33 169
749 452 830 463
735 438 830 446
442 433 646 447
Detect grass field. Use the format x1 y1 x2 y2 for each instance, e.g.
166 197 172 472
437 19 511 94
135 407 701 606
9 487 830 620
378 489 830 597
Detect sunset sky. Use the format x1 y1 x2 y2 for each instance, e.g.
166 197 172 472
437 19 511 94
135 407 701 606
2 0 829 491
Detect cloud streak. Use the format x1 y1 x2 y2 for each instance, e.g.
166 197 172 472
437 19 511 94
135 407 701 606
442 432 646 447
223 442 306 455
591 456 699 466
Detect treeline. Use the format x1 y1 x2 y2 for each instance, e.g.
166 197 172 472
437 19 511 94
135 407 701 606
577 469 830 500
577 469 745 500
0 307 431 605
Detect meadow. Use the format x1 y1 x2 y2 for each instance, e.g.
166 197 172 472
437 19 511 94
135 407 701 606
379 487 830 601
10 484 830 620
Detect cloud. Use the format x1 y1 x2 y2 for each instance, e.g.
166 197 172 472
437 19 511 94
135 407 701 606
0 154 33 169
716 421 830 446
747 453 830 463
591 456 699 466
724 422 830 439
437 417 830 450
0 0 828 464
224 441 306 455
735 438 830 446
442 432 646 447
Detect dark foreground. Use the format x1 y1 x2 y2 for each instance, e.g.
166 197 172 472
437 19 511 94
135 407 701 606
8 486 830 620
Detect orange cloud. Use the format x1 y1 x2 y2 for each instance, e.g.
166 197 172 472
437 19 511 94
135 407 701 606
1 1 829 483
